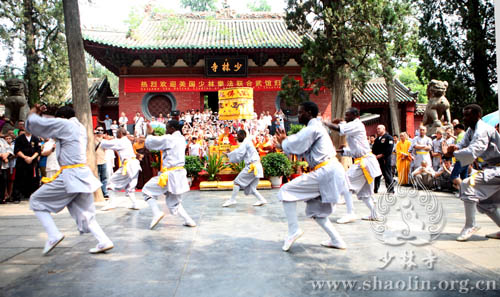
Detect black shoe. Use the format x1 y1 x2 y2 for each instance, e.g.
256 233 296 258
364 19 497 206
103 195 109 198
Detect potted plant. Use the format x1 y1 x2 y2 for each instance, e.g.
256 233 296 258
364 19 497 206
205 153 230 181
261 152 292 188
290 160 308 180
185 156 204 186
287 123 304 136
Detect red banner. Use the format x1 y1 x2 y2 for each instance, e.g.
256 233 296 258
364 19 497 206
123 76 301 93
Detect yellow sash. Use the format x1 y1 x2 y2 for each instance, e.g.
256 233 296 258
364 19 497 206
158 166 185 188
41 164 86 184
469 170 481 187
313 158 333 171
354 153 375 184
121 157 136 176
416 151 429 155
248 163 258 176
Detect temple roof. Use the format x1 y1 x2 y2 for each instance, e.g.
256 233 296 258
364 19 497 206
82 13 304 51
353 78 418 103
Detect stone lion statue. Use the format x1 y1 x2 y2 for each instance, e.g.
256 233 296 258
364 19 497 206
422 79 452 136
3 78 29 124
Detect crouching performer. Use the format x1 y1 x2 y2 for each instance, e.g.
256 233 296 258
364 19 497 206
222 129 267 207
143 121 196 229
27 105 113 255
275 102 349 251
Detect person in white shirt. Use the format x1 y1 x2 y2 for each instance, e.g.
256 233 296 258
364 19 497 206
41 138 60 178
118 112 128 129
411 160 435 189
110 120 119 138
134 112 145 137
188 137 201 157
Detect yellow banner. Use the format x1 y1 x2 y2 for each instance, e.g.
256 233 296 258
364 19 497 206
218 88 254 120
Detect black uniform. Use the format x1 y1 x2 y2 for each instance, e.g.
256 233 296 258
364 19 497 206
12 134 41 201
372 133 394 193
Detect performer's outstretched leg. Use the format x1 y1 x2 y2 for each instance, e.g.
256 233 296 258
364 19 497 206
34 210 64 255
146 196 165 229
361 196 378 221
88 219 114 254
127 191 139 210
282 201 304 251
337 190 357 224
457 200 480 241
222 184 240 207
250 187 267 206
315 217 347 249
166 194 196 227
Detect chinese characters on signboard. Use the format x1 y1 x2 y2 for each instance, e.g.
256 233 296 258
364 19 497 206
205 56 248 77
123 76 300 93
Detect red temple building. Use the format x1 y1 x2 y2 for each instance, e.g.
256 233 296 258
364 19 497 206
82 11 421 136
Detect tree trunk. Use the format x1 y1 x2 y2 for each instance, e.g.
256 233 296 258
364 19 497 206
330 66 352 169
23 0 39 107
62 0 103 202
385 77 400 136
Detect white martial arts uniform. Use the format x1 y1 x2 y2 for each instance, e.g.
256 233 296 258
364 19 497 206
227 137 264 194
101 137 141 195
432 138 443 171
456 120 500 210
409 135 433 171
279 118 349 218
142 131 191 216
26 114 112 252
26 115 102 232
338 118 382 199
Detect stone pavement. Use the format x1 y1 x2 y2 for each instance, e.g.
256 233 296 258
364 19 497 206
0 188 499 297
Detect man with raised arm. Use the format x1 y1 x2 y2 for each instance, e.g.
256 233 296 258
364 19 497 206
26 105 113 255
100 127 141 211
143 120 196 229
324 107 383 222
275 101 349 251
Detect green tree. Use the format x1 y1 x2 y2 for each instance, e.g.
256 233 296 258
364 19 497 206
248 0 271 12
372 0 417 135
417 0 496 117
398 62 428 103
180 0 217 12
284 0 385 147
0 0 69 105
86 54 119 95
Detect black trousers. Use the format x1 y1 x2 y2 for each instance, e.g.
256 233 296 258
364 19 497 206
0 169 7 201
375 157 394 193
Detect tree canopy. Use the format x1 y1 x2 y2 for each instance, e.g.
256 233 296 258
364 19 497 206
417 0 496 116
180 0 217 12
247 0 271 12
0 0 69 105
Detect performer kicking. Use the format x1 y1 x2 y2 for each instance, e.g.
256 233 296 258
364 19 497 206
445 104 500 241
100 127 140 211
26 105 113 255
324 107 383 222
275 101 349 251
143 121 196 229
222 129 267 207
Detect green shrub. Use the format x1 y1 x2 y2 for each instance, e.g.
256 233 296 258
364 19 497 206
153 126 165 136
229 160 246 174
185 156 204 177
261 152 292 177
287 124 304 136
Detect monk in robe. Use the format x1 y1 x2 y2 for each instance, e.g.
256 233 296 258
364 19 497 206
396 132 412 185
133 136 154 189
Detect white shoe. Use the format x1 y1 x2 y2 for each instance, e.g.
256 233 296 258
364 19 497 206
253 200 267 207
150 212 165 230
457 226 481 241
320 240 347 250
361 215 379 221
336 214 357 224
43 234 65 255
183 219 197 227
282 229 304 252
222 200 236 207
128 202 139 210
89 241 114 254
